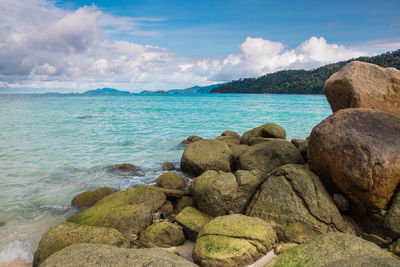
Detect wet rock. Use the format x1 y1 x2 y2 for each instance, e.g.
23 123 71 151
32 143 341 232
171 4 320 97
174 206 211 241
191 169 263 216
162 162 176 171
33 222 129 267
155 172 186 190
175 196 194 213
291 138 308 162
246 164 354 243
324 61 400 117
238 140 304 173
241 123 286 146
333 193 350 212
71 186 113 208
181 135 203 145
308 108 400 213
40 243 198 267
140 221 185 247
266 232 400 267
180 139 234 176
110 163 137 172
193 214 277 267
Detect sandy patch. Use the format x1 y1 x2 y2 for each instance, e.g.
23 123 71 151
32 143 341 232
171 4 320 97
0 258 31 267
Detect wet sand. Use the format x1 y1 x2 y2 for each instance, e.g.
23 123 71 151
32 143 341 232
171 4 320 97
0 258 31 267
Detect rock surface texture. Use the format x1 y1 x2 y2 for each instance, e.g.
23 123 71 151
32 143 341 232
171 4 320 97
324 61 400 117
241 123 286 145
174 206 211 241
180 139 233 176
71 187 113 208
40 243 198 267
155 172 186 190
308 108 400 213
140 221 185 247
193 214 277 267
246 164 354 243
191 169 263 216
266 232 400 267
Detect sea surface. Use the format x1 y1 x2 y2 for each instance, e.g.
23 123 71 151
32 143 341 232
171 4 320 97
0 93 331 265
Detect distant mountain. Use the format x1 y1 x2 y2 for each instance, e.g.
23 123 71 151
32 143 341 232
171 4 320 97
83 88 132 95
168 84 224 94
211 49 400 95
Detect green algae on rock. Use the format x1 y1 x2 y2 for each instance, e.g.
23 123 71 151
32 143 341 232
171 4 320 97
71 186 113 208
175 196 194 213
40 243 198 267
140 221 185 247
155 172 186 190
174 206 211 241
266 232 400 267
33 222 129 267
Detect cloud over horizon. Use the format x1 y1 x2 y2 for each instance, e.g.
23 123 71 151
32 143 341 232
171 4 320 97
0 0 392 92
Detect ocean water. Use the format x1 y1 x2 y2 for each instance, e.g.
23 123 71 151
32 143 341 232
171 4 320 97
0 93 331 265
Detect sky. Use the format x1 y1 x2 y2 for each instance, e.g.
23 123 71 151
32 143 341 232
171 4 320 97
0 0 399 93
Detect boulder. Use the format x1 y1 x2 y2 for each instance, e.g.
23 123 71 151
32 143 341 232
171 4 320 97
155 172 186 190
384 191 400 238
215 136 240 147
274 243 298 255
40 243 198 267
157 200 174 217
308 108 400 213
333 193 350 212
71 187 113 208
140 221 185 247
110 163 137 172
180 139 233 176
221 130 241 142
238 140 304 173
181 135 203 145
246 164 354 243
145 185 186 198
68 185 166 236
191 169 263 216
291 139 308 162
175 196 194 213
266 232 400 267
33 222 129 267
389 238 400 256
241 123 286 145
193 214 277 267
323 61 400 117
174 207 211 241
162 162 176 171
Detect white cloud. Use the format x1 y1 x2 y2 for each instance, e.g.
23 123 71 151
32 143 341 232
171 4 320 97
0 0 381 92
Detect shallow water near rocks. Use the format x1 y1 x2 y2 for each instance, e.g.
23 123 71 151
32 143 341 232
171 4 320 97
0 93 331 265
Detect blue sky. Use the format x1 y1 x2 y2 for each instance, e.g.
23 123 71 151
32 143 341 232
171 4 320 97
0 0 399 92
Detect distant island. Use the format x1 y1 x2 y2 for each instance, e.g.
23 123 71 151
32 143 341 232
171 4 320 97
139 84 224 95
211 49 400 94
83 88 132 95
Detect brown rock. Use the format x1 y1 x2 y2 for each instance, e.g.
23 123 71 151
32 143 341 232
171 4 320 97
324 61 400 117
241 123 286 145
181 135 203 144
162 162 176 171
221 130 241 142
155 172 186 190
71 187 113 208
308 108 400 213
111 163 137 172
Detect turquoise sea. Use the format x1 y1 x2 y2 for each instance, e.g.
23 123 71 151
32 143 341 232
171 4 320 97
0 93 331 265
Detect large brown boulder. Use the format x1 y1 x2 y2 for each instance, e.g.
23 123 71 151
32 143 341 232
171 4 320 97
180 139 233 176
71 187 113 208
246 164 354 243
155 172 186 190
238 140 304 173
190 169 263 216
308 108 400 213
241 123 286 145
40 243 198 267
181 135 203 144
140 221 185 247
324 61 400 117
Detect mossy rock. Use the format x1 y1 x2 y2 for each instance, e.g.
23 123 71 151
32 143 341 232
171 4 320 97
221 130 241 142
241 123 286 145
140 221 185 247
175 196 194 213
157 200 174 217
33 222 129 267
193 214 277 267
389 238 400 256
110 163 137 172
174 206 211 241
181 135 203 145
215 136 240 148
143 185 186 198
155 172 186 190
67 185 166 234
71 186 113 208
162 162 176 171
274 243 298 255
40 243 198 267
266 232 400 267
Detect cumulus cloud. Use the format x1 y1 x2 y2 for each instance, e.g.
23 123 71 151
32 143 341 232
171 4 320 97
0 0 371 92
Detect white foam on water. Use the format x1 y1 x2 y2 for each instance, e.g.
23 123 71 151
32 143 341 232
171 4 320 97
0 240 32 265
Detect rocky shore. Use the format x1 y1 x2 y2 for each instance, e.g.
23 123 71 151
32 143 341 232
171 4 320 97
33 61 400 266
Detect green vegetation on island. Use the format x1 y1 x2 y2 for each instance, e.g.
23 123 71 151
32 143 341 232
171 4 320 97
211 49 400 94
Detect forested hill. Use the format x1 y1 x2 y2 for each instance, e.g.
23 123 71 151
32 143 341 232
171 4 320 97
210 49 400 94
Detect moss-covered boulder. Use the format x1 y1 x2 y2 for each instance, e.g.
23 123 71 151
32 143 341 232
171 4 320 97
33 222 129 267
157 200 174 217
140 221 185 247
40 243 198 267
193 214 277 267
241 123 286 146
389 238 400 256
246 164 354 243
266 232 400 267
68 185 166 236
175 196 194 213
238 140 304 173
174 206 211 241
221 130 241 142
181 135 203 144
191 169 263 216
71 187 113 208
274 243 298 255
155 172 186 190
180 139 234 176
145 185 186 198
